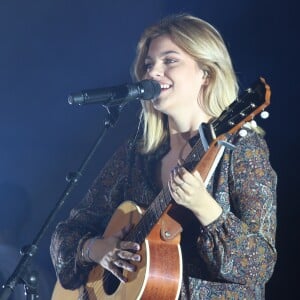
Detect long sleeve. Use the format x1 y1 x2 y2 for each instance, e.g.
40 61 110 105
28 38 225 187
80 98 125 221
197 131 277 286
50 141 130 290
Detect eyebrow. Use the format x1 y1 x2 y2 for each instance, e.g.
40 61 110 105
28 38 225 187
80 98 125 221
145 50 180 60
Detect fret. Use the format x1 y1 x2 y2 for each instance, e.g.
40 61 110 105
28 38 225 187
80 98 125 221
156 193 165 214
152 198 163 219
161 188 171 208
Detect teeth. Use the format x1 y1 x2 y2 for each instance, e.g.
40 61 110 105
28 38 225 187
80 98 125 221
160 84 171 89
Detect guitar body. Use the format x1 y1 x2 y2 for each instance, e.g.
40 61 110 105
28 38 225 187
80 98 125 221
52 201 182 300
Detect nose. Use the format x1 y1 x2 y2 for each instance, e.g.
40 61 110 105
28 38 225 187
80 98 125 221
147 62 164 79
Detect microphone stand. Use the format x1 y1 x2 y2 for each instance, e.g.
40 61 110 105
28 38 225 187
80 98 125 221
0 103 125 300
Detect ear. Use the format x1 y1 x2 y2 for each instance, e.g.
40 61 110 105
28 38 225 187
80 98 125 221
202 70 210 86
203 77 209 86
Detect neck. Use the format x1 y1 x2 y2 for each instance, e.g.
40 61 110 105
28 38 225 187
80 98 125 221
167 110 211 137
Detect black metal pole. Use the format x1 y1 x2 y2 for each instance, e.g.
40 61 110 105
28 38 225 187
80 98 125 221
0 104 124 299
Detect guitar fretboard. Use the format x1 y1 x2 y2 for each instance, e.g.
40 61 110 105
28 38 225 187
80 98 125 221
127 138 206 244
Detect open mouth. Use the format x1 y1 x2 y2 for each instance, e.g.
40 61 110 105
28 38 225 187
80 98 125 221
160 83 172 91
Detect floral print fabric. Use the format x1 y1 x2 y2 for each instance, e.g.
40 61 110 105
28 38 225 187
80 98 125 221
50 129 277 299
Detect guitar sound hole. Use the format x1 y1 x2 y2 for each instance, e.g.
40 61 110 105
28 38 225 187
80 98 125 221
103 270 121 295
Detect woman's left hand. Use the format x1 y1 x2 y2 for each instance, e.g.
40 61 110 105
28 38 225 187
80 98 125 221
168 166 222 226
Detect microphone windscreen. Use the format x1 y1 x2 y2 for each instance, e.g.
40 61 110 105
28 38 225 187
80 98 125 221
140 80 161 100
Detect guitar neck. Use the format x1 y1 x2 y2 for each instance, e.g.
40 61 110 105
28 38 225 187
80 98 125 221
127 138 207 244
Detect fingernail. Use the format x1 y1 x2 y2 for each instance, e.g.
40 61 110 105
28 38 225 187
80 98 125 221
134 254 141 261
132 265 137 272
177 159 184 166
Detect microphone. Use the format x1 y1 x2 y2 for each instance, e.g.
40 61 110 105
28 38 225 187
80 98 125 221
68 79 161 106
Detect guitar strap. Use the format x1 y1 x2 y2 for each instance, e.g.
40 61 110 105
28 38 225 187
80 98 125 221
160 213 183 241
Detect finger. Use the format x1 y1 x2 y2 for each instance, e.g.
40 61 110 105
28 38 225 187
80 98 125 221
119 240 140 251
117 250 141 262
178 168 204 191
168 180 180 199
113 259 137 272
100 256 128 283
172 169 185 184
109 265 128 283
171 168 190 193
177 158 184 166
171 166 184 181
178 167 197 182
168 176 177 193
192 169 204 181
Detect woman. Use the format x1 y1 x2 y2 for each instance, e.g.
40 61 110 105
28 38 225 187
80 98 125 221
50 14 277 299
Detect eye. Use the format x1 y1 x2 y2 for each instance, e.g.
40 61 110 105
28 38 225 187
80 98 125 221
143 62 153 72
164 58 177 64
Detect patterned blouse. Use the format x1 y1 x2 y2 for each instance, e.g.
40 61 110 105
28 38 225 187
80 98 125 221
50 128 277 299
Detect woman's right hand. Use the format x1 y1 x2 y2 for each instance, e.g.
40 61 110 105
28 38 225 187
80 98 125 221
83 225 141 283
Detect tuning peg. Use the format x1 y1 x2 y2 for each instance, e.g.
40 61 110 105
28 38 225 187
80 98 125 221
260 111 269 119
239 128 248 137
250 120 257 128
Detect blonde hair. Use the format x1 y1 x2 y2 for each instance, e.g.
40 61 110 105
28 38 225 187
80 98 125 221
132 14 238 153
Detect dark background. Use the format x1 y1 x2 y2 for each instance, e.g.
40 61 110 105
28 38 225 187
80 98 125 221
0 0 298 299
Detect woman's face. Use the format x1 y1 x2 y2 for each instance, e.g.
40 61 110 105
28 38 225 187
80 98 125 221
144 34 207 117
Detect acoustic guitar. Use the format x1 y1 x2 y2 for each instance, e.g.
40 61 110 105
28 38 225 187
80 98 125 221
52 77 271 300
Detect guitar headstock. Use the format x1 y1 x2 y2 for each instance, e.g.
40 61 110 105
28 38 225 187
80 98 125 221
203 77 271 144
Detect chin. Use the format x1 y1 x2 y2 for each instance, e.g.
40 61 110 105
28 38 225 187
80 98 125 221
152 97 167 110
152 98 176 115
